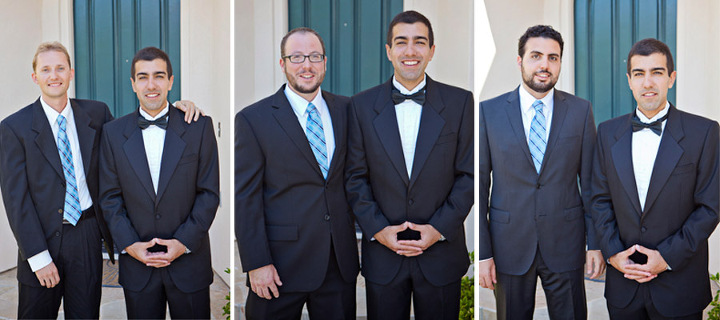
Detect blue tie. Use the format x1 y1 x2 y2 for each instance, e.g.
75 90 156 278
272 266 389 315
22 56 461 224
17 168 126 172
57 115 82 225
529 100 547 174
306 103 328 178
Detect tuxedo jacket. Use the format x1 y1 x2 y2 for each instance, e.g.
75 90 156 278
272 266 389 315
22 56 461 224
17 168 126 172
592 105 719 317
99 105 219 293
0 98 115 286
345 76 474 286
477 88 598 275
234 86 359 292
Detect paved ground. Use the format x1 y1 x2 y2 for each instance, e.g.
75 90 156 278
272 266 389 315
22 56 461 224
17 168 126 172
0 262 230 320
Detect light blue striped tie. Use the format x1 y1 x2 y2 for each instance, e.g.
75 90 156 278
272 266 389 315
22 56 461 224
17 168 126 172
57 115 82 225
529 100 547 174
306 103 328 179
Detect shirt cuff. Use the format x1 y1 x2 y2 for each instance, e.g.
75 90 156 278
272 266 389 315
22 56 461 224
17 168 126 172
28 250 52 272
479 257 493 262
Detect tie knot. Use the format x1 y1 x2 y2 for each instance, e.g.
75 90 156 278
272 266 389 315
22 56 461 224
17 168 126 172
532 100 544 112
57 115 67 129
307 103 317 114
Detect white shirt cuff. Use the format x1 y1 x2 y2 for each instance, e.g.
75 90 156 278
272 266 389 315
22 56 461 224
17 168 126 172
28 250 52 272
479 257 493 262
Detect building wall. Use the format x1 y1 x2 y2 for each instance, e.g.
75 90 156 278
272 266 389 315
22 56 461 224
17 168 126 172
0 0 233 285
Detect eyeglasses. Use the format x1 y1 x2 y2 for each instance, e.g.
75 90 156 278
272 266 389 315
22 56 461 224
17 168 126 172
283 54 325 64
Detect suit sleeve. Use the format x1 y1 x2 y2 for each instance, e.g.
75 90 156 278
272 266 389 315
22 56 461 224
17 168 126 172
172 117 220 251
427 91 475 242
477 100 493 260
0 121 48 259
580 102 599 250
591 123 629 259
345 98 392 241
656 121 720 270
234 112 274 271
99 125 141 251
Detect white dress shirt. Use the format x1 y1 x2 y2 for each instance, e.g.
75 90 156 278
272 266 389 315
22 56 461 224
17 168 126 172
284 85 335 165
393 76 426 177
519 86 554 143
140 104 169 193
632 102 669 211
30 98 93 272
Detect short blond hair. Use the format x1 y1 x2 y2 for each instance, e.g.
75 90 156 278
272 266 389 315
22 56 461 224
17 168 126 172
32 42 72 72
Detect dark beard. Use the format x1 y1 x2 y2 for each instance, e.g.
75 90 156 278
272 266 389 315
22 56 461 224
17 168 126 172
523 74 556 93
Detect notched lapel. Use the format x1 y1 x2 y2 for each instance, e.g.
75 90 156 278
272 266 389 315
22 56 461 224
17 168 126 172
504 89 535 170
71 100 96 176
540 91 569 176
271 88 324 178
409 81 445 186
122 116 156 201
324 92 343 179
156 107 187 203
611 115 642 214
643 108 685 215
373 82 409 185
31 100 64 181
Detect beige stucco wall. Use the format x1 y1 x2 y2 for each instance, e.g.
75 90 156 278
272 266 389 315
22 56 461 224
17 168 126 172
0 0 232 285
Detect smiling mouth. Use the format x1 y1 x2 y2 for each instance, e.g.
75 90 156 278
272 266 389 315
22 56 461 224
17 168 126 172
642 92 657 97
535 72 551 80
48 83 62 87
402 60 420 66
299 74 315 80
145 93 160 98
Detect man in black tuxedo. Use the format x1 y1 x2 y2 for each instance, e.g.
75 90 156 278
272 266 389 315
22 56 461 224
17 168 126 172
592 38 719 319
0 42 202 319
235 28 359 319
99 46 219 319
477 25 605 319
345 11 474 319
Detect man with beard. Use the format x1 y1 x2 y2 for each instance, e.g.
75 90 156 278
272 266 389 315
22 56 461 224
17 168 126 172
592 38 718 319
345 11 474 319
477 25 605 319
235 28 359 319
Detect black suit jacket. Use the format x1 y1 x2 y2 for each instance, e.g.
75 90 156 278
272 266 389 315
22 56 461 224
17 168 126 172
477 88 598 275
345 76 474 286
235 86 359 292
0 98 115 286
99 105 219 293
592 105 719 317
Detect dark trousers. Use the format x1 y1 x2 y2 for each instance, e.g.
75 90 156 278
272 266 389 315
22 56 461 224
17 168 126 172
18 215 103 319
494 250 586 320
366 257 462 320
245 245 356 320
123 267 210 319
608 284 702 320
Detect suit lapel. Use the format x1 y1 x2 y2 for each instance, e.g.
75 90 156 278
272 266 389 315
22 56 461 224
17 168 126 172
504 88 535 170
643 106 684 215
372 80 409 185
31 99 64 181
540 90 569 176
271 86 324 178
156 106 187 203
409 77 445 186
610 114 643 214
324 91 343 179
122 111 156 201
71 99 96 176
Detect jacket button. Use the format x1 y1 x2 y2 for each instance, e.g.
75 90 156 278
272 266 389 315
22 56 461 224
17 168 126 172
324 214 330 221
641 226 647 233
408 199 414 205
536 184 541 189
58 209 63 214
155 214 161 220
55 231 61 237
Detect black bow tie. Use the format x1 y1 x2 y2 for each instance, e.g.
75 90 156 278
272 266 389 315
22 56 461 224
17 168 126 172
138 115 168 130
391 87 426 105
631 112 668 136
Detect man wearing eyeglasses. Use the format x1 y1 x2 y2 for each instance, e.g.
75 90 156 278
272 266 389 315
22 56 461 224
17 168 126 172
235 27 359 319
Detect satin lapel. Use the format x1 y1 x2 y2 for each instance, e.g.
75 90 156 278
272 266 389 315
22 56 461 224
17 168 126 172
71 100 96 176
31 99 64 181
504 88 535 170
610 115 642 215
373 80 409 185
271 87 324 178
540 91 568 176
643 107 684 215
156 106 187 203
409 78 445 187
324 91 343 179
122 112 156 201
